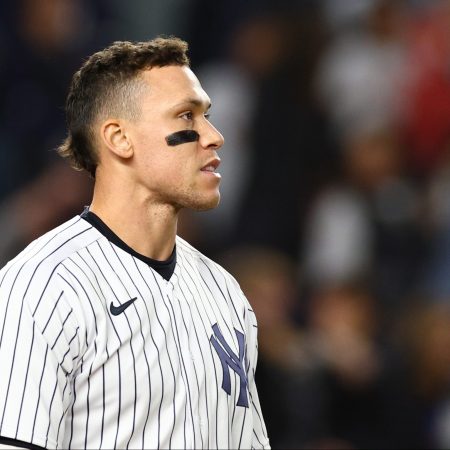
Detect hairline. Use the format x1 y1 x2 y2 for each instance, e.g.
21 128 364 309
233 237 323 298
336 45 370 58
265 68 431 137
95 63 191 123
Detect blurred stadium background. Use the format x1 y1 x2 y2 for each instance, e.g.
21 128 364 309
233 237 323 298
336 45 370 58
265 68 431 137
1 0 450 448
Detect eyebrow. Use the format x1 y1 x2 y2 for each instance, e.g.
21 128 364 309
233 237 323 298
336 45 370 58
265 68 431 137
172 98 212 110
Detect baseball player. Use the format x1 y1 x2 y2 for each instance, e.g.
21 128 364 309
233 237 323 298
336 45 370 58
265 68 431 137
0 37 270 449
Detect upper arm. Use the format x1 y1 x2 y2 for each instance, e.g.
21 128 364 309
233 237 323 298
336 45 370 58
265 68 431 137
0 267 82 449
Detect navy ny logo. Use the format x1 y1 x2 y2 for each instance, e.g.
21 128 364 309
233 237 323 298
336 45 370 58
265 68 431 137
210 323 249 408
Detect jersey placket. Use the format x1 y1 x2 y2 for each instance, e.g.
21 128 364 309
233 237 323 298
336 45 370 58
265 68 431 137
165 278 200 449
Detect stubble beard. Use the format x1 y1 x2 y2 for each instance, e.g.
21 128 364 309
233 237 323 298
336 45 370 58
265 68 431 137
183 193 221 212
172 186 221 212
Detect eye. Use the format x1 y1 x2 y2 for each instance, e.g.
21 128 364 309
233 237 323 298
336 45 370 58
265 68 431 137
204 113 211 120
180 111 193 121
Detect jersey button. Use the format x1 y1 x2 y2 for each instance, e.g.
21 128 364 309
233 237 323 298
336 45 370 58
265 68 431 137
165 283 174 296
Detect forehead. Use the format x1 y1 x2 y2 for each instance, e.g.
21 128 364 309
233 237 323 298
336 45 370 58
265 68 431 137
140 65 210 109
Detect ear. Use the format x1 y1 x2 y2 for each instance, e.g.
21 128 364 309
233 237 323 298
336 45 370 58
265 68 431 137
100 119 134 160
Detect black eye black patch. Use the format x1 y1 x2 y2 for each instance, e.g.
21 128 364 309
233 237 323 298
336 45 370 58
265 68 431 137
165 130 200 146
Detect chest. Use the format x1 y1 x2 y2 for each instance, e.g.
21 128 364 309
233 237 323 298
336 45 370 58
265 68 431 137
65 249 253 448
76 259 249 410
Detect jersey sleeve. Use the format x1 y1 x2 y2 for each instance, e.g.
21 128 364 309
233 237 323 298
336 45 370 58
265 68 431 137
244 294 271 449
0 263 84 450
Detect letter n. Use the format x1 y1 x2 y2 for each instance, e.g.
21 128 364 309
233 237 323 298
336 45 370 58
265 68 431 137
210 323 249 408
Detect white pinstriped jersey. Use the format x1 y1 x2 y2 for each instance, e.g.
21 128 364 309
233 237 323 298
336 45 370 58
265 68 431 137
0 215 270 449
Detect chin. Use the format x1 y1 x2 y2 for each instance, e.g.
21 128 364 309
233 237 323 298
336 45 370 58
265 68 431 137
189 192 221 211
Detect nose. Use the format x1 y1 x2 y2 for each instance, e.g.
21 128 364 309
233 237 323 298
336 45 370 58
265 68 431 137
199 120 225 151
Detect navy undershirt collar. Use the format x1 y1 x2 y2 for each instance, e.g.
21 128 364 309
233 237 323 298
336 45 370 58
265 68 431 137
80 207 176 281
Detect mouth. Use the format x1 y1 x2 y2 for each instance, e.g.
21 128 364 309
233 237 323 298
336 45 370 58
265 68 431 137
201 158 221 175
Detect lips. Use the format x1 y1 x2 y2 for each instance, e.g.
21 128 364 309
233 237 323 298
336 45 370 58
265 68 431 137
201 158 221 173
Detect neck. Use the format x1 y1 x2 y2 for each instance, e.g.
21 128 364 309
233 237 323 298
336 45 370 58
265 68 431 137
89 183 178 262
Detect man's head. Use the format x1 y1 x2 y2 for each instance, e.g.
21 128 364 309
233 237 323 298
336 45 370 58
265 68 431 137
58 37 190 178
59 37 224 212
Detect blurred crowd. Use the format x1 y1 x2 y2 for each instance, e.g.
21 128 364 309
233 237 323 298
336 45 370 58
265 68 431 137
1 0 450 448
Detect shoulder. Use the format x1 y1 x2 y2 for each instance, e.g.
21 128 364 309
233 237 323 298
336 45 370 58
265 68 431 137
0 216 101 306
176 235 241 286
1 216 99 271
0 217 101 367
176 236 253 313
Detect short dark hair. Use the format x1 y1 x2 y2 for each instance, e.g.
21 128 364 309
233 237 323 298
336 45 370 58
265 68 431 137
58 37 190 177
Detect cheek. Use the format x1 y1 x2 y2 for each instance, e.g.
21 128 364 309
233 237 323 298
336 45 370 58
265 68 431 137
131 128 197 185
138 149 193 188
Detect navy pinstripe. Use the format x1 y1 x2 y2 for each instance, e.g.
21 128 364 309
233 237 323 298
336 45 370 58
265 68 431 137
0 216 270 449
